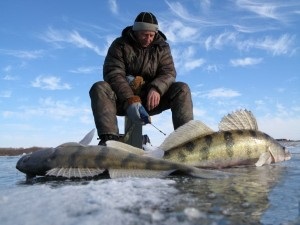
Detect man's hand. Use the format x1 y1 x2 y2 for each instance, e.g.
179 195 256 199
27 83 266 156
147 88 160 111
126 96 151 125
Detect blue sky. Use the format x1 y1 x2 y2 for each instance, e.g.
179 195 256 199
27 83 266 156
1 0 299 147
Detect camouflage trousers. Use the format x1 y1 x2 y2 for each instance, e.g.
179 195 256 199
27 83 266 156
89 81 194 137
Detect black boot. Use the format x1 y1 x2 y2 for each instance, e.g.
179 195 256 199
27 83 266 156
98 134 119 146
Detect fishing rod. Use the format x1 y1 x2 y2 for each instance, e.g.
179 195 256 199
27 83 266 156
150 123 166 136
139 110 166 136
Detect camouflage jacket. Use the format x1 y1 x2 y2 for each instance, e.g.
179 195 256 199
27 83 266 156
103 26 176 103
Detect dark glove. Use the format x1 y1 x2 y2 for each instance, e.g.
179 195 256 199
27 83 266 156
126 96 151 125
126 75 145 95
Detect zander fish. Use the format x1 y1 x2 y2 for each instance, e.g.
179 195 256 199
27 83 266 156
157 109 291 168
15 130 229 180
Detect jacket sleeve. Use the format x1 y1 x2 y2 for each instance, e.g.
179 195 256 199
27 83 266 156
103 39 134 103
149 44 176 96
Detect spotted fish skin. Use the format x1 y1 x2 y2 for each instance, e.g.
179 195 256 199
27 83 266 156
163 129 289 168
159 110 291 168
16 143 229 179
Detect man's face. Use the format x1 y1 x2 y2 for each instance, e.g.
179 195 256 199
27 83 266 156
135 31 156 48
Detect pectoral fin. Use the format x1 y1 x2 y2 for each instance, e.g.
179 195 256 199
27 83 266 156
108 169 174 178
255 152 273 167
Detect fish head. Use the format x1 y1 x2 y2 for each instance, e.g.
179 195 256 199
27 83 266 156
268 142 291 163
16 148 55 176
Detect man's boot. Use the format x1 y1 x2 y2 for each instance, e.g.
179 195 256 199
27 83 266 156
98 134 119 146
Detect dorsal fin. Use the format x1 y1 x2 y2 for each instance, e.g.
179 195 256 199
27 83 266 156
106 141 145 155
159 120 214 151
218 109 258 131
58 142 84 147
79 128 95 145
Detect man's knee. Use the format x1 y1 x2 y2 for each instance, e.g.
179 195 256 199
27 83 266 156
89 81 111 96
175 81 191 93
169 82 192 98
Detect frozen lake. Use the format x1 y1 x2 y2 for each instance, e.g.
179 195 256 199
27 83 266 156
0 142 299 225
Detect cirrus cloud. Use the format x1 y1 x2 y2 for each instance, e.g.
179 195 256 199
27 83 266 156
31 75 71 90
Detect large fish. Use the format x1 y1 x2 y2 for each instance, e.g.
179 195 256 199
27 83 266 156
15 129 229 180
157 109 291 168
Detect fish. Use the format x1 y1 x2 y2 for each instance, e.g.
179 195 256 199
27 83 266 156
155 109 291 168
15 129 230 180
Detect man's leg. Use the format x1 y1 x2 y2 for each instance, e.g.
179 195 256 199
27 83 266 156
149 82 193 129
89 81 120 143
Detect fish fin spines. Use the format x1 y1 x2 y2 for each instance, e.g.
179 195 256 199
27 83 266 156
106 141 145 155
160 120 214 151
46 167 105 178
108 169 174 178
255 152 273 166
57 142 84 147
79 128 95 146
219 109 258 131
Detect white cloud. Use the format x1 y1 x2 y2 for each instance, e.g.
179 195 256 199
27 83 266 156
32 75 71 90
204 64 220 72
0 91 12 98
69 31 102 55
205 32 237 50
238 34 295 55
161 20 199 43
258 116 300 140
3 65 12 72
230 57 263 67
165 0 213 24
3 74 18 80
173 46 205 73
205 88 241 99
2 97 90 121
184 58 205 71
193 107 206 117
236 0 279 20
37 97 79 119
108 0 118 14
193 88 241 99
41 27 104 56
0 49 43 59
69 66 99 74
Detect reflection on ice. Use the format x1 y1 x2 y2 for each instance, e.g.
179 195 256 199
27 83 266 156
0 142 300 225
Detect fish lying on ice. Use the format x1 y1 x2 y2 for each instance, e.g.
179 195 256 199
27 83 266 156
159 109 291 168
108 109 291 168
15 129 229 180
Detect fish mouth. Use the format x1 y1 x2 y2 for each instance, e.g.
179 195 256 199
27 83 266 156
16 154 30 171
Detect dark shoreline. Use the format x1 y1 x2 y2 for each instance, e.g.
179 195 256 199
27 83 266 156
1 139 300 156
0 147 47 156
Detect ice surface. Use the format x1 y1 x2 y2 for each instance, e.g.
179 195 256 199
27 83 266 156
0 178 180 225
1 142 300 225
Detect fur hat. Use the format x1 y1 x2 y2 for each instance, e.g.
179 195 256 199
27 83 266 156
132 12 158 32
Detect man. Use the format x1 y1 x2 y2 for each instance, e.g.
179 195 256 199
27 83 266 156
89 12 193 145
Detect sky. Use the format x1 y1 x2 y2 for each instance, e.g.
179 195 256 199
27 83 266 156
0 0 300 148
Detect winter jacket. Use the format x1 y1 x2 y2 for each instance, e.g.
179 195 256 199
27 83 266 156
103 26 176 103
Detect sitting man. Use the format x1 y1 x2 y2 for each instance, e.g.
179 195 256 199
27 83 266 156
89 12 193 145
